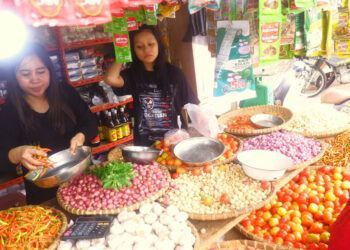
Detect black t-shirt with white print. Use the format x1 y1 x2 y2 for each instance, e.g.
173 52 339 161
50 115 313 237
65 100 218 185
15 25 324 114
115 64 199 146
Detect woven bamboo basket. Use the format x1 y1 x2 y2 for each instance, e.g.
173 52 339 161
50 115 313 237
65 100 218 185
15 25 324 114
56 165 171 215
185 182 276 221
107 143 133 162
240 137 327 171
235 224 299 250
235 165 345 250
187 220 201 250
218 105 293 136
161 134 243 171
288 140 328 171
210 239 296 250
0 205 68 250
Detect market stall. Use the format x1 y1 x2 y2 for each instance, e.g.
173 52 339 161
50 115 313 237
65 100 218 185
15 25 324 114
2 0 350 249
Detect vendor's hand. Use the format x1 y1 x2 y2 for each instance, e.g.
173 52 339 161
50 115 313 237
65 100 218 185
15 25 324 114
70 133 85 154
18 146 47 171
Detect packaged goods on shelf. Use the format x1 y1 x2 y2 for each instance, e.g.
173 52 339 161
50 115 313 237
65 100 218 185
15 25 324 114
68 69 83 77
82 65 99 75
30 26 58 49
60 26 112 44
79 47 95 59
98 81 119 103
66 61 81 70
69 74 83 82
83 72 99 80
65 52 80 62
81 58 97 67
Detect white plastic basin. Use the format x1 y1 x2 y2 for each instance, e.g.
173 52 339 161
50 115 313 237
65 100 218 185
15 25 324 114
237 150 294 181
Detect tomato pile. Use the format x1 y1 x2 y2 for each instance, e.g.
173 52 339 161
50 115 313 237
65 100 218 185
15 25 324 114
154 133 239 167
240 166 350 249
228 113 283 130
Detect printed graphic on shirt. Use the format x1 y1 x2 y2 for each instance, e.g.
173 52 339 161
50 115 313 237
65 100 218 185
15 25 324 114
139 92 173 131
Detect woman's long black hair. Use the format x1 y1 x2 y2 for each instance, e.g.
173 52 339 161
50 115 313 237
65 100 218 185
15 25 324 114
6 42 76 135
128 25 171 95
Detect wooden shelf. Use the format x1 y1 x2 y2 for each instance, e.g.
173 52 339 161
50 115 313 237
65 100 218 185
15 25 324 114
90 98 133 113
92 134 133 155
63 38 113 49
69 76 104 87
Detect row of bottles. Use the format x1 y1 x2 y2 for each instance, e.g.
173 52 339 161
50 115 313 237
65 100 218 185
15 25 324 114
91 105 131 146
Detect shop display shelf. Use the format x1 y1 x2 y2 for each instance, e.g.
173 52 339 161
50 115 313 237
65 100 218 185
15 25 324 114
69 76 104 87
63 38 113 49
0 97 6 104
92 134 134 155
90 98 133 113
0 176 24 191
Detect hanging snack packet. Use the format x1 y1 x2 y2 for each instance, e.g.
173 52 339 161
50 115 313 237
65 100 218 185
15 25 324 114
111 15 132 63
294 0 314 9
294 12 306 55
214 20 255 97
188 0 221 14
259 14 282 65
236 0 247 20
259 0 281 15
220 0 236 20
72 0 111 26
335 40 350 55
333 10 350 40
143 5 157 25
304 8 323 57
281 14 296 45
18 0 74 26
247 0 258 12
279 44 294 58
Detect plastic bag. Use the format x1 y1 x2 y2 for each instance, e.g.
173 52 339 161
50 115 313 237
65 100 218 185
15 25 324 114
184 103 220 138
164 116 190 147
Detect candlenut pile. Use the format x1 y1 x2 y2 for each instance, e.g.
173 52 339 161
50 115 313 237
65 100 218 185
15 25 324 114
57 202 196 250
168 163 272 214
284 105 350 135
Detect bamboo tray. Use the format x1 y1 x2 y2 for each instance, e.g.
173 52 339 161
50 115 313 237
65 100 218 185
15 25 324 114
188 220 201 250
210 239 296 250
57 166 170 215
169 164 277 221
218 105 293 136
0 205 68 250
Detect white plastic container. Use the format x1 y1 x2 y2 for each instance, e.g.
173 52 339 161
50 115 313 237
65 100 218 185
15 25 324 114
237 150 294 181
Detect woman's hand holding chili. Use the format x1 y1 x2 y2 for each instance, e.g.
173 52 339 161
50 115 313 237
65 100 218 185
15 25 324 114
17 146 47 170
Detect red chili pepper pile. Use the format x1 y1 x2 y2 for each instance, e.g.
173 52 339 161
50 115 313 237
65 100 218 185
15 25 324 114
319 131 350 167
33 145 54 178
0 206 62 249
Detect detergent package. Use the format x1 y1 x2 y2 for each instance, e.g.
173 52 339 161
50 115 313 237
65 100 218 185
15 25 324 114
214 20 255 97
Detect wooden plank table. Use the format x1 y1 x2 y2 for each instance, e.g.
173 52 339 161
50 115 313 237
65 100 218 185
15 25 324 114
42 166 307 250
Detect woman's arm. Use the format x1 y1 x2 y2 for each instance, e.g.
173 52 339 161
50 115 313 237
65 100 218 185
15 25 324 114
8 146 47 170
104 62 125 88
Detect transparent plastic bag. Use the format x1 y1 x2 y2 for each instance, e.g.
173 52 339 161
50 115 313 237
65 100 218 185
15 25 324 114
184 103 220 138
164 116 190 147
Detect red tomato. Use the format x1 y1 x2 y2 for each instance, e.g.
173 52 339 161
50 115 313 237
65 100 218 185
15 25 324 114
283 241 295 247
241 219 251 228
318 243 328 250
191 168 202 176
219 193 230 204
203 165 212 173
301 214 314 227
314 211 324 220
171 172 179 179
300 204 308 212
310 222 324 234
285 233 296 242
176 167 188 175
334 186 343 197
261 181 270 190
309 196 320 204
339 192 349 204
323 211 333 224
255 217 266 227
281 223 291 233
264 235 273 241
277 229 288 239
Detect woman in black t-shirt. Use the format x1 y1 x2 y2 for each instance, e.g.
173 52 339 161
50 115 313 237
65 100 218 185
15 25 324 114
104 25 199 146
0 43 98 204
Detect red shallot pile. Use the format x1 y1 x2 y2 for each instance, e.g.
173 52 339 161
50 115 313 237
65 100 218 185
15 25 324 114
59 162 169 210
243 131 322 164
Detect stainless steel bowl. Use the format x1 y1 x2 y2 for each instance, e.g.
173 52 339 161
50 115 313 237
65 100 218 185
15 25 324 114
30 146 92 188
122 146 162 164
250 114 284 128
173 137 225 164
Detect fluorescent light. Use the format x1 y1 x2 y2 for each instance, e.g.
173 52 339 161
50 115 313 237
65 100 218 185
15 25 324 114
0 10 28 60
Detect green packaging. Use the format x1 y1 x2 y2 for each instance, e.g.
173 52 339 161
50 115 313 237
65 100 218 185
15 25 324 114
279 44 294 58
111 15 132 63
259 14 282 65
304 8 323 56
143 5 157 25
259 0 281 15
294 12 306 55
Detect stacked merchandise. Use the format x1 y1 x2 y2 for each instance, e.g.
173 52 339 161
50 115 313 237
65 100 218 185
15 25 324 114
49 55 63 82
